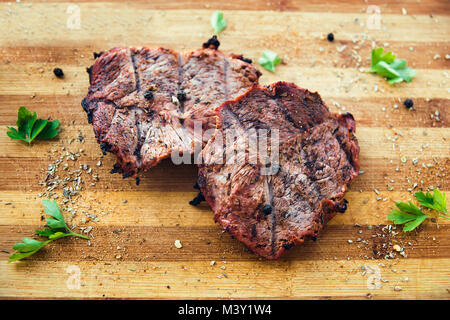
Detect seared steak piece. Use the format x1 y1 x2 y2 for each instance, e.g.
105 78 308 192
198 82 360 259
82 38 261 178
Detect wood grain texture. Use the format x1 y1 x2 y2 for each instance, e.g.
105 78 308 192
0 0 449 299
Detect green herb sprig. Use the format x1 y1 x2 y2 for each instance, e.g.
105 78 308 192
368 48 416 84
8 200 89 263
258 50 282 72
6 106 60 145
211 10 227 34
388 189 449 232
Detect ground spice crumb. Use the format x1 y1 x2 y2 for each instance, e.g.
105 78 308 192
174 240 183 249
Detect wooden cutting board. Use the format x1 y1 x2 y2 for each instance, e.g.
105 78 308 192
0 0 449 299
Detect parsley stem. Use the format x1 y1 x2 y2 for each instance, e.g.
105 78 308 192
427 215 450 220
69 230 90 240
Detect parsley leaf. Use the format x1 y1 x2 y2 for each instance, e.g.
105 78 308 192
415 190 447 214
258 50 282 72
394 201 423 216
403 215 428 232
36 120 59 140
8 238 51 262
368 48 416 84
211 10 227 34
6 106 60 145
371 47 396 66
8 200 89 263
387 189 449 232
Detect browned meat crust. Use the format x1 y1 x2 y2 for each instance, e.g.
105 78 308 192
198 82 360 259
82 41 261 179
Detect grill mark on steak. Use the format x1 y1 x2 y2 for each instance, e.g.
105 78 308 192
335 114 358 169
83 44 261 178
130 51 141 92
223 57 229 101
221 106 244 131
176 52 185 114
274 96 302 133
290 146 320 212
198 82 360 259
263 176 277 256
133 108 144 163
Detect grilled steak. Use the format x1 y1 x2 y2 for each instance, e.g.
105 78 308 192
82 38 261 179
198 82 360 259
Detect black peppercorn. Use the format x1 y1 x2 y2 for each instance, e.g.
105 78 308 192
202 35 220 50
327 33 334 42
122 172 132 179
93 52 102 59
53 68 64 78
100 142 110 155
338 202 347 213
189 192 205 206
262 204 272 215
110 163 121 174
404 98 414 109
144 90 154 100
239 56 252 64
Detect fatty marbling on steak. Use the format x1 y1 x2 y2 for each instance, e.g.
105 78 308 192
82 38 261 179
197 82 360 259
